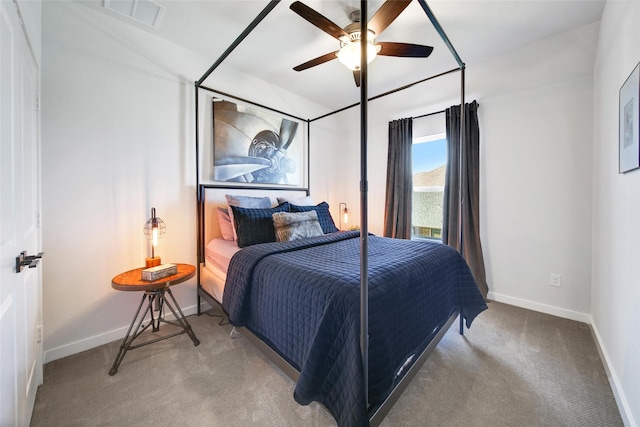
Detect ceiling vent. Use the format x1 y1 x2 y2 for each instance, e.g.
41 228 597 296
103 0 165 29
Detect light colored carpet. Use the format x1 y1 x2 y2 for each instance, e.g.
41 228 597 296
31 301 623 426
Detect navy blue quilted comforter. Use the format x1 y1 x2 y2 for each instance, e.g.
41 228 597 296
223 231 487 427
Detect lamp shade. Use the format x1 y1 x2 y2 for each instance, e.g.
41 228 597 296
337 41 377 71
143 208 166 242
143 207 166 265
338 202 350 231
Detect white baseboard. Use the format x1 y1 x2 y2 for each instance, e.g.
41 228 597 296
486 291 636 427
487 291 591 323
588 316 638 427
43 301 213 364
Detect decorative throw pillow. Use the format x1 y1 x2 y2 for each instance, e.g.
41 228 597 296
230 203 290 248
225 194 272 240
276 195 315 206
272 210 324 242
216 207 234 241
290 201 338 234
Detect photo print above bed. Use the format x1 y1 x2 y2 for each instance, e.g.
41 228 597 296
212 98 307 186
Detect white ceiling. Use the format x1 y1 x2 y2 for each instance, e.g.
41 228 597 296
82 0 605 111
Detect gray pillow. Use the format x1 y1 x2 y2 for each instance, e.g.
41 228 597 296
276 195 315 206
272 210 324 242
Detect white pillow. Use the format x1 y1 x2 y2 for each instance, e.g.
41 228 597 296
276 195 315 206
225 194 271 240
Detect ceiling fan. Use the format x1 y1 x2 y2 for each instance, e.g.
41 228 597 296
290 0 433 87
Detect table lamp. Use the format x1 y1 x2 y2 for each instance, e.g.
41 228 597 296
143 207 166 268
339 202 350 231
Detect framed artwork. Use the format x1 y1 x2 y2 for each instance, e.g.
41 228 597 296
619 62 640 174
212 98 307 186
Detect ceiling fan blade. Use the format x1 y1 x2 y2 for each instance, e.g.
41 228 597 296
377 42 433 58
353 70 361 87
293 51 339 71
290 1 349 40
368 0 411 37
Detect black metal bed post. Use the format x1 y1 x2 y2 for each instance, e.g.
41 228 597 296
195 80 202 315
457 65 466 335
306 119 311 190
359 0 370 407
418 0 467 336
459 65 466 256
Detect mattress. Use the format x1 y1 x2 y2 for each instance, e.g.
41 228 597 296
202 238 240 303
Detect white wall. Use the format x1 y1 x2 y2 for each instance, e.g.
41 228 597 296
41 1 198 361
40 1 332 362
37 1 639 423
481 77 593 319
324 23 597 321
592 2 640 426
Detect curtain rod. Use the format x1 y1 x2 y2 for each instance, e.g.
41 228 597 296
410 101 480 121
413 109 445 120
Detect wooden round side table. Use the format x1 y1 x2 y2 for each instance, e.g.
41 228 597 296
109 263 199 375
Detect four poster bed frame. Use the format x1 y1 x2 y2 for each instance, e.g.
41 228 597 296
194 1 469 425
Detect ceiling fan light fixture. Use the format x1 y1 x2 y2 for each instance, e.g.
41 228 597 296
337 37 377 71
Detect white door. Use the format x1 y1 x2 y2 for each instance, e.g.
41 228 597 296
0 1 43 426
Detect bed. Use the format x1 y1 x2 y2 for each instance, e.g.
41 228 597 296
194 1 484 426
196 187 487 427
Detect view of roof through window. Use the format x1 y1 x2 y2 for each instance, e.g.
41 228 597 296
412 135 446 240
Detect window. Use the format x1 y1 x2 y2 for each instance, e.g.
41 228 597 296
412 134 447 241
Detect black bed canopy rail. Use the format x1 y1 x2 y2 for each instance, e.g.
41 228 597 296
417 0 464 68
198 85 308 123
309 66 460 123
195 0 281 88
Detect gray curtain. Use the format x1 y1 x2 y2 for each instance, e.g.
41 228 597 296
443 101 488 298
383 118 413 239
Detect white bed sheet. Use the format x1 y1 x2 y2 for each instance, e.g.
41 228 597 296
202 238 241 303
205 238 240 274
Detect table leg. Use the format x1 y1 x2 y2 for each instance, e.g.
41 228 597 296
108 289 200 375
164 289 200 346
109 293 152 376
150 291 163 332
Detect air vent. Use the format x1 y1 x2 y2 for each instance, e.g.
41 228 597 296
104 0 165 29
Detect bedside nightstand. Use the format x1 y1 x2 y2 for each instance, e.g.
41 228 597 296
109 263 200 375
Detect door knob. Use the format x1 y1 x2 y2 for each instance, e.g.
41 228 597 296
15 251 44 273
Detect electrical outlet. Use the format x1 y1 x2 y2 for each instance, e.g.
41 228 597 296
550 273 562 287
37 325 43 343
